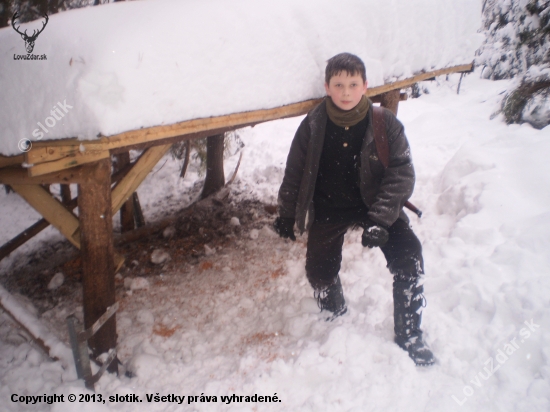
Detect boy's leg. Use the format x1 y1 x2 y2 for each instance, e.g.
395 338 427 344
381 219 435 366
306 222 349 318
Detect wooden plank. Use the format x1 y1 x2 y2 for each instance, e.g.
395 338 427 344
0 165 93 185
77 158 118 373
25 145 82 165
28 150 110 177
365 63 473 97
30 98 320 153
10 184 81 248
0 154 25 169
22 63 473 166
111 144 171 214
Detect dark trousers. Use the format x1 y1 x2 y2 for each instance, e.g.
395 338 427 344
305 218 424 291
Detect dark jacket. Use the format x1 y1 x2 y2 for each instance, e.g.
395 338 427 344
277 98 414 233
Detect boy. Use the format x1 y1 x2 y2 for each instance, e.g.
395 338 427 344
274 53 434 366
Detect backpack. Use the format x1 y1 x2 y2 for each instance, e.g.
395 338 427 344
372 106 422 218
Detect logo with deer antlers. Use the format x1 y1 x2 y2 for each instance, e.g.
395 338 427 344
12 12 49 54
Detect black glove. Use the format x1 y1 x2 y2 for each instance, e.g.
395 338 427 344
274 217 296 241
361 219 389 248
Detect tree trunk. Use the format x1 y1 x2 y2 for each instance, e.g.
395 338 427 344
201 134 225 199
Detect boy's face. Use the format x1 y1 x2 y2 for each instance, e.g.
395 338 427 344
324 71 368 111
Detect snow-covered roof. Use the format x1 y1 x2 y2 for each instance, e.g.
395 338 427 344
0 0 482 156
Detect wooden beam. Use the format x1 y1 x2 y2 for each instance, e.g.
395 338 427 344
78 158 118 373
8 181 125 271
0 165 94 185
18 63 472 169
27 150 110 177
10 184 81 248
0 170 134 262
0 219 50 261
0 154 25 169
365 63 473 97
111 144 171 215
25 145 80 165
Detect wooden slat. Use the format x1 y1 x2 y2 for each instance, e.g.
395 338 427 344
0 165 93 185
365 63 473 96
28 150 110 177
25 145 83 165
10 184 81 248
111 144 171 214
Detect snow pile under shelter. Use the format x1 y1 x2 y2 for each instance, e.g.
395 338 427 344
0 0 482 156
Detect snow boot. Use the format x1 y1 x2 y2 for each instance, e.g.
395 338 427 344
393 273 435 366
314 276 347 321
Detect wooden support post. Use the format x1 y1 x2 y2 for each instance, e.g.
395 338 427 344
114 153 135 233
60 184 72 205
133 193 145 228
201 134 225 199
78 158 118 374
378 89 401 116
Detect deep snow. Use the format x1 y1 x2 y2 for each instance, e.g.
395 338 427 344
0 0 481 155
0 71 549 411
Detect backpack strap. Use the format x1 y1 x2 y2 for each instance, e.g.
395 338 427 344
372 106 389 168
371 105 423 218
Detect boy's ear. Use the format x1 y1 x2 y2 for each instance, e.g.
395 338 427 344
324 82 330 95
363 80 368 93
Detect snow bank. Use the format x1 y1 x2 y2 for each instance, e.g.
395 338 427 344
0 0 481 155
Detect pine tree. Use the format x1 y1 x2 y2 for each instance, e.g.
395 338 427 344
477 0 550 128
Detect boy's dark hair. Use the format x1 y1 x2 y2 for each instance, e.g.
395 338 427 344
325 53 367 84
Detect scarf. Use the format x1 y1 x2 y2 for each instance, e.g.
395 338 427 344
325 95 370 128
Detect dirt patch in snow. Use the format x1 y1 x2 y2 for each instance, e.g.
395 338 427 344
0 190 306 366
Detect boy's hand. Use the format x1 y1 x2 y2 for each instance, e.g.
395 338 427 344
274 217 296 241
361 219 389 248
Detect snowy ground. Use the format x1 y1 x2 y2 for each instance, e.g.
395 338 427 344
1 71 550 411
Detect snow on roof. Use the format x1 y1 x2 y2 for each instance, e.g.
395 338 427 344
0 0 482 156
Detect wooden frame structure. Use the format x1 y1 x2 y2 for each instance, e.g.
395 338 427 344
0 63 473 373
